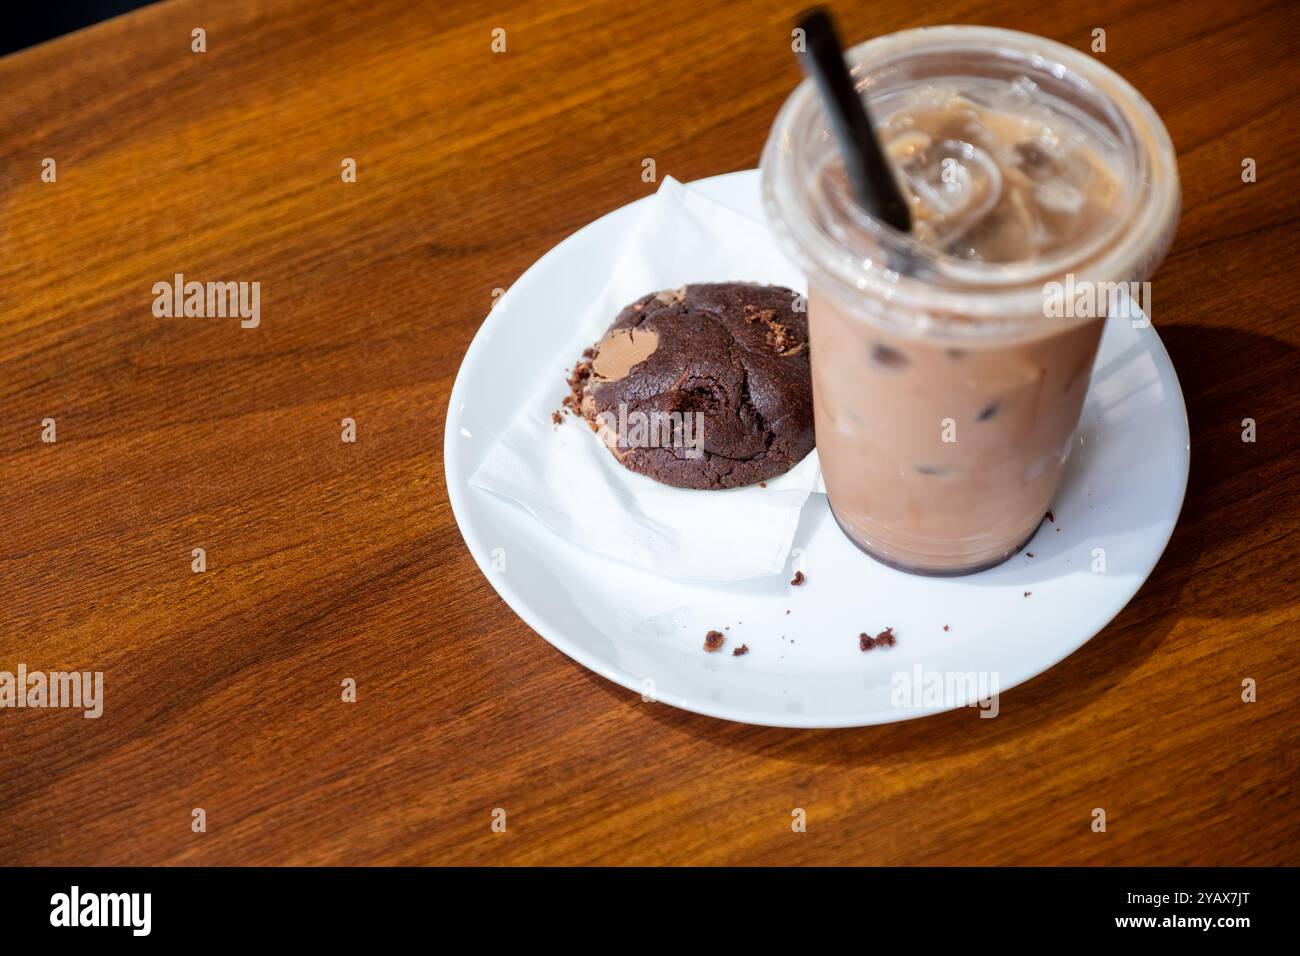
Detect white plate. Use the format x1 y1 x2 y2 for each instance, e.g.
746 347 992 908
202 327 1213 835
444 170 1189 728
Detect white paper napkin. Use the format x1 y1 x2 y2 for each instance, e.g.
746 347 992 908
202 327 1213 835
469 176 821 581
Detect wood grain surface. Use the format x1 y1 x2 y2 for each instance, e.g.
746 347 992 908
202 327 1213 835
1 0 1297 866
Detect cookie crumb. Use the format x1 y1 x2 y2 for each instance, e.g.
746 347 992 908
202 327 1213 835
1023 591 1032 597
559 358 595 425
759 481 767 488
1025 551 1035 558
790 570 805 586
1045 509 1055 523
943 624 950 632
551 410 563 426
859 627 896 651
733 644 749 657
704 630 725 652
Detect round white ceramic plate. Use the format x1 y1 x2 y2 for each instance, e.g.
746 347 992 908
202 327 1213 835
444 170 1189 728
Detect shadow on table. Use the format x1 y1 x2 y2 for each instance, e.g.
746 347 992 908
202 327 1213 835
578 323 1299 765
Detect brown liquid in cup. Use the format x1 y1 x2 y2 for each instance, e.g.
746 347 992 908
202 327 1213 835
811 87 1121 574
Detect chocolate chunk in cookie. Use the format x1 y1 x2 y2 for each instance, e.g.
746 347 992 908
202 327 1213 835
576 282 813 489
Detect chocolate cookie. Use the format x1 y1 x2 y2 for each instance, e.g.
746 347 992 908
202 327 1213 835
571 282 814 490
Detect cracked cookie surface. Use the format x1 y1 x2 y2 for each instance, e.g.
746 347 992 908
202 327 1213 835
576 282 814 489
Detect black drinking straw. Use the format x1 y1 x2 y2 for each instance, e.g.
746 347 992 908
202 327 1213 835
796 8 912 234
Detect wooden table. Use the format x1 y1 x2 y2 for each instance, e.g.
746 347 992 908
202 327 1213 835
1 0 1296 866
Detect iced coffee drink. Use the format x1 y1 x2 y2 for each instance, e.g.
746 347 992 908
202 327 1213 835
763 27 1179 574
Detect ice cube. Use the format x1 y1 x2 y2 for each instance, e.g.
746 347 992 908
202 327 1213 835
1034 178 1084 214
896 139 1003 248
